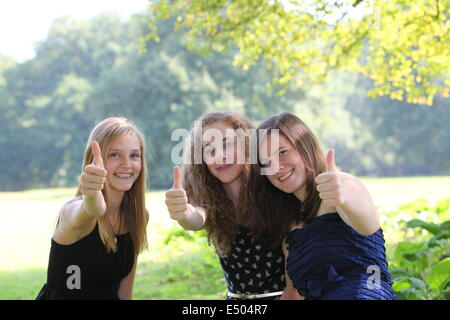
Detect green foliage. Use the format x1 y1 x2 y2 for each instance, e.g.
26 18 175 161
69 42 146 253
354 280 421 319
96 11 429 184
0 13 303 191
390 198 450 300
1 189 449 299
164 226 207 244
340 78 450 176
161 196 450 300
1 10 449 191
146 0 450 104
161 226 224 293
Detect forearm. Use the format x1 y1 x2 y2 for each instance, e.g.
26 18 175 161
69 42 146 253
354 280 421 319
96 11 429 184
118 256 137 300
63 198 98 231
82 192 106 218
337 173 379 235
178 204 206 231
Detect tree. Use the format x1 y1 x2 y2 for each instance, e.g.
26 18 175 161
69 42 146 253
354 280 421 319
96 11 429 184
0 14 128 190
0 13 306 190
93 16 305 188
146 0 450 105
342 76 450 175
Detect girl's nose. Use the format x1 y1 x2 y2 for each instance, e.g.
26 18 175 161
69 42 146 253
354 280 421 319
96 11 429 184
121 157 132 168
214 148 225 164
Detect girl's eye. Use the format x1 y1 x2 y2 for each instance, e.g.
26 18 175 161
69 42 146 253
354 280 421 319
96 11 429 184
131 153 141 158
205 147 215 156
109 153 120 158
279 149 288 156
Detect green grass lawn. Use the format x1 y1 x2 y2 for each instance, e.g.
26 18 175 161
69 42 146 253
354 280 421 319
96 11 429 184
0 190 225 300
0 176 449 300
362 176 450 211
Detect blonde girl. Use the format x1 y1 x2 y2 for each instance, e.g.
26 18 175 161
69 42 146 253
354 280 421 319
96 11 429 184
37 117 149 300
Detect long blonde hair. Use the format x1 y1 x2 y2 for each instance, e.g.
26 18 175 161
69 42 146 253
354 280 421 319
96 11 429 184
74 117 149 254
183 111 254 254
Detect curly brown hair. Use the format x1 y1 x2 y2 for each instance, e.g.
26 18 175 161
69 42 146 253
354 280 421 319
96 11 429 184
182 111 254 254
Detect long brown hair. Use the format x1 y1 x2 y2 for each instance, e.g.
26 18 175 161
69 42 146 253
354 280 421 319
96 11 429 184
247 112 327 248
183 111 254 254
73 117 149 254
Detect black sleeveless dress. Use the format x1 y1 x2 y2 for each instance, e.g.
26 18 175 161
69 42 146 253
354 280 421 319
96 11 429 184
217 226 286 299
36 223 134 300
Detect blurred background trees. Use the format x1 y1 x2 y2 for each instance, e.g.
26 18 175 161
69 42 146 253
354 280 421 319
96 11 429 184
0 8 448 191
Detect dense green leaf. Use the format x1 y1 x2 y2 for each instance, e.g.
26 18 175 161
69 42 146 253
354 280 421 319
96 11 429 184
395 288 428 300
426 258 450 292
406 219 441 235
440 221 450 231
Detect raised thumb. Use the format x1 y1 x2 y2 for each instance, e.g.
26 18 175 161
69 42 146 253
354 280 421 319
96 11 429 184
327 149 336 172
91 141 104 168
172 166 183 189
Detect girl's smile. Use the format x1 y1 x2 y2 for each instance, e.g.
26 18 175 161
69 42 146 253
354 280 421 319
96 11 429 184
277 168 295 182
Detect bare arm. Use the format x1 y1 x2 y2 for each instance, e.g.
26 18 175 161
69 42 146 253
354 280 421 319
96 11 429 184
280 241 303 300
336 173 379 235
117 210 150 299
165 166 207 231
118 255 138 300
177 204 207 231
316 150 379 236
54 141 107 243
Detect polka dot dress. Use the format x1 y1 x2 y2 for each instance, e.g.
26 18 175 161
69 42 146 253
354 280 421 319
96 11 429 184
217 227 286 296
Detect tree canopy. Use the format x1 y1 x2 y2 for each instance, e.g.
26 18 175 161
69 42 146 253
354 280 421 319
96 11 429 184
146 0 450 105
0 11 448 191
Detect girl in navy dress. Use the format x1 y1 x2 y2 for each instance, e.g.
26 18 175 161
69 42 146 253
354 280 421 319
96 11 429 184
247 112 395 300
37 117 149 299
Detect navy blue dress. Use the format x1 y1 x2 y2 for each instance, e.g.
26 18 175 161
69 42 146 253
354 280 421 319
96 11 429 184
285 213 395 300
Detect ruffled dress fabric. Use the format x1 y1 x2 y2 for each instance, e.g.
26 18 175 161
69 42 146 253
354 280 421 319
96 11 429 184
285 213 396 300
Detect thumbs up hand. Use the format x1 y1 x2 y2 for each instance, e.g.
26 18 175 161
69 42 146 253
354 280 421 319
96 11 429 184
315 149 347 207
80 141 108 218
80 141 108 196
165 166 192 221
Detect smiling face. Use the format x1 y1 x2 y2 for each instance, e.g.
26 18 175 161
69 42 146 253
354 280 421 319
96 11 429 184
202 121 244 185
260 133 308 200
105 132 142 196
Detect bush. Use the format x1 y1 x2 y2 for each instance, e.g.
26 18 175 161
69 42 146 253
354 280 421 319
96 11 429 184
389 198 450 300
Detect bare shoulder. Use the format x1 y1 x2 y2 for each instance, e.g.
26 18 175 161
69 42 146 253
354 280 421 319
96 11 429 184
53 198 96 245
145 209 150 225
